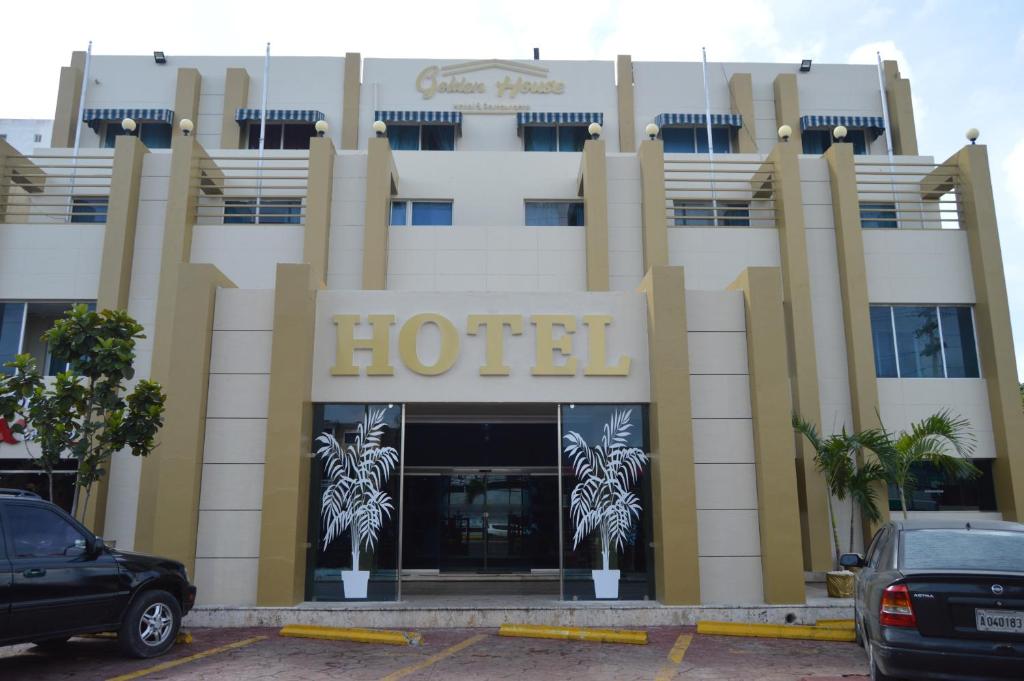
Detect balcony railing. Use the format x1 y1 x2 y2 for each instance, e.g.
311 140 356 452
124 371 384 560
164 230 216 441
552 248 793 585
0 151 114 224
664 158 775 228
854 159 962 230
194 151 310 225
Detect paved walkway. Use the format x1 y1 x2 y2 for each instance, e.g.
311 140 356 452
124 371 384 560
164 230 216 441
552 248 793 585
0 626 869 681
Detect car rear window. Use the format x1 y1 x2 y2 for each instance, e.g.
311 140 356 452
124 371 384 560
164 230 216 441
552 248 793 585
901 529 1024 572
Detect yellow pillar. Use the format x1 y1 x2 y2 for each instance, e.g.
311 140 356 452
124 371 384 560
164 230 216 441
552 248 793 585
883 61 918 156
773 74 801 150
616 55 636 153
638 139 668 272
51 51 85 148
220 68 249 149
341 53 362 151
730 73 758 153
639 266 701 604
305 137 336 285
580 139 609 291
173 68 202 138
362 136 398 290
729 267 806 604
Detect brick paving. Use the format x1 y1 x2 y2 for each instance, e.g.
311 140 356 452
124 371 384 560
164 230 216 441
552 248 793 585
0 626 870 680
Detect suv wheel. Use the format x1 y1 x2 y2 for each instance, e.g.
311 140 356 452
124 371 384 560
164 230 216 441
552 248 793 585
118 590 181 658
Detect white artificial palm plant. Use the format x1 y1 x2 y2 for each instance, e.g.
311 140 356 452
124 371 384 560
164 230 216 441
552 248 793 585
317 407 399 573
564 408 649 572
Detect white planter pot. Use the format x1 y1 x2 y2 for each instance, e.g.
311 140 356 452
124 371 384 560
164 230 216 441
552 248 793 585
342 569 370 599
592 569 620 599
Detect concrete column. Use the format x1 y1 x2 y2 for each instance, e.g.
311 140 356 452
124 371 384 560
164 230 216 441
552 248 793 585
639 266 700 604
341 53 362 151
362 136 398 290
638 139 668 272
883 61 918 156
220 68 249 150
773 74 801 150
305 137 336 285
616 55 636 153
769 141 832 572
730 73 758 153
955 144 1024 521
173 68 202 139
729 267 807 604
256 264 318 605
51 51 85 148
580 139 609 291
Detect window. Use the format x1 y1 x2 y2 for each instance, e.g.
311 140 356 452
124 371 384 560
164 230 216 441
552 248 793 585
0 460 78 512
869 305 979 378
387 124 456 151
33 134 42 143
246 123 317 150
901 528 1022 572
523 125 588 152
389 200 453 226
888 460 997 513
103 122 172 149
860 202 897 229
0 301 97 377
224 199 302 225
802 128 867 155
672 200 750 227
7 505 87 558
662 126 731 154
525 201 584 226
71 197 108 223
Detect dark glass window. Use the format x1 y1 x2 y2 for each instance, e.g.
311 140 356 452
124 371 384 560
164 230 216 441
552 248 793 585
869 306 898 378
282 124 316 150
662 126 731 153
940 307 980 378
901 529 1023 572
889 460 997 512
103 122 172 149
803 127 869 155
6 505 87 558
389 201 407 226
557 125 587 152
525 201 584 226
673 201 714 226
224 199 301 224
721 202 750 226
523 126 557 152
411 201 453 226
870 305 979 378
387 125 420 151
861 202 897 229
246 122 313 150
893 306 944 378
0 460 78 512
71 197 108 223
0 303 25 376
421 125 455 151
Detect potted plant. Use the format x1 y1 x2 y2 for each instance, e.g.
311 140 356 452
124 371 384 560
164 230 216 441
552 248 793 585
317 407 398 599
564 408 648 599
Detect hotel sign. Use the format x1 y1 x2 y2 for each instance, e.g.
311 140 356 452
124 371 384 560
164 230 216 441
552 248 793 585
415 59 566 100
312 291 650 404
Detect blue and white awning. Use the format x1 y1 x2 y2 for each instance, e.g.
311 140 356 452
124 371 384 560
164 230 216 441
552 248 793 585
800 115 885 130
375 110 463 126
654 113 743 127
235 109 326 123
82 108 174 132
516 112 604 126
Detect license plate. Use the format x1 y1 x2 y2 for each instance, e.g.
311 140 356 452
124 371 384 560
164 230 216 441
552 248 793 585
975 609 1024 634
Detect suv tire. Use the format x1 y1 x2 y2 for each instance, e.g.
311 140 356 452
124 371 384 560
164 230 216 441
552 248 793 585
118 590 181 658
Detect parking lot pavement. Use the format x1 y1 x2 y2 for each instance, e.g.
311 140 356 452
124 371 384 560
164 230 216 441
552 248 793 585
0 626 870 681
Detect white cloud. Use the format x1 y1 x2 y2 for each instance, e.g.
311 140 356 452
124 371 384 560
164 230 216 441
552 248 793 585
847 40 912 81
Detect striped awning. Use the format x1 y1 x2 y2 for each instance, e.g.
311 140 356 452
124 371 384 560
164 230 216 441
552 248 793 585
375 110 463 126
654 113 743 127
82 108 174 132
516 112 604 126
234 109 326 123
800 115 884 130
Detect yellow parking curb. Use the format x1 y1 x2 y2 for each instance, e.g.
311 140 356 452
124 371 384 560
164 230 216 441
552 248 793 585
696 621 855 642
279 625 422 646
814 619 855 631
498 624 648 645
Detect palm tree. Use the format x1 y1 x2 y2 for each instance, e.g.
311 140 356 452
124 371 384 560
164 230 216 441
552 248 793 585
859 410 979 519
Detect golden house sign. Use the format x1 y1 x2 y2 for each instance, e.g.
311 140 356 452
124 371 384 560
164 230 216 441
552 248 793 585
416 59 567 100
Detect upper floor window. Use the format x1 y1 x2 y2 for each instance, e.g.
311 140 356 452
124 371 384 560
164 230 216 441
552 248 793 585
861 202 897 229
246 123 317 150
525 201 584 226
672 200 750 227
104 122 172 149
33 134 42 143
802 128 867 155
388 124 456 151
0 301 97 376
224 198 302 224
869 304 979 378
390 200 453 226
662 126 731 154
71 197 108 223
83 109 175 150
799 115 884 156
523 125 588 152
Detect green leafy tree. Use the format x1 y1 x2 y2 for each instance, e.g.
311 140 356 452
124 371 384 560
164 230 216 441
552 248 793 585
0 306 166 524
859 410 979 519
793 416 883 565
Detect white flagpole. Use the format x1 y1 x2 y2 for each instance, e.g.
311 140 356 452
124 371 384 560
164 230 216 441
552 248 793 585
256 42 270 225
68 41 92 222
701 47 718 221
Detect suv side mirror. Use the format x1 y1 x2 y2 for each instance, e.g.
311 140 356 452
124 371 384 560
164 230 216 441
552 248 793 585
87 535 105 556
839 553 864 569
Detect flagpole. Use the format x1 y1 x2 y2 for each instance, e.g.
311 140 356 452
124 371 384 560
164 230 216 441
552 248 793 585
256 42 270 225
701 47 718 222
68 41 92 223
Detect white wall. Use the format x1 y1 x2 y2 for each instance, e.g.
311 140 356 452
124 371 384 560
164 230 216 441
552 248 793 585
606 155 645 291
686 290 764 605
326 153 368 290
194 288 274 606
863 230 975 304
0 119 53 154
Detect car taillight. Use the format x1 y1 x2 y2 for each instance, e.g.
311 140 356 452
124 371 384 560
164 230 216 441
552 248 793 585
879 583 916 628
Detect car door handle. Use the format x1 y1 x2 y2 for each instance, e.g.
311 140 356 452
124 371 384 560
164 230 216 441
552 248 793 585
22 568 46 578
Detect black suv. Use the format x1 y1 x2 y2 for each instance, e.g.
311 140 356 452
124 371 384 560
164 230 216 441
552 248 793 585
0 489 197 658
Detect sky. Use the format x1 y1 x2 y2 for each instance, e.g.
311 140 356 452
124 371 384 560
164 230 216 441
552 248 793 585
3 0 1024 377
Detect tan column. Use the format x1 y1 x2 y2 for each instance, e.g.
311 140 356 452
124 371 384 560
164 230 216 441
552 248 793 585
729 267 806 604
256 264 318 605
173 68 202 138
133 264 235 573
362 136 398 290
769 141 832 571
0 140 16 223
773 74 801 150
305 137 336 285
580 139 609 291
639 266 700 604
825 143 889 540
51 51 86 148
616 55 636 153
638 139 668 271
341 52 362 151
956 144 1024 520
220 68 250 149
80 136 150 534
729 73 758 153
883 61 918 156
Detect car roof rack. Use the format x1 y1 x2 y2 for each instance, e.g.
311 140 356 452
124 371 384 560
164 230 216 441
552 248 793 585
0 488 42 499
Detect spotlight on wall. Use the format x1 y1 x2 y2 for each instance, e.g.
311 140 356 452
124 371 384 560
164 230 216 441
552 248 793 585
179 118 194 137
833 125 848 141
778 124 792 142
372 120 387 138
799 59 812 72
315 120 328 138
121 117 137 135
966 127 980 144
154 51 167 65
588 122 602 140
645 123 659 140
